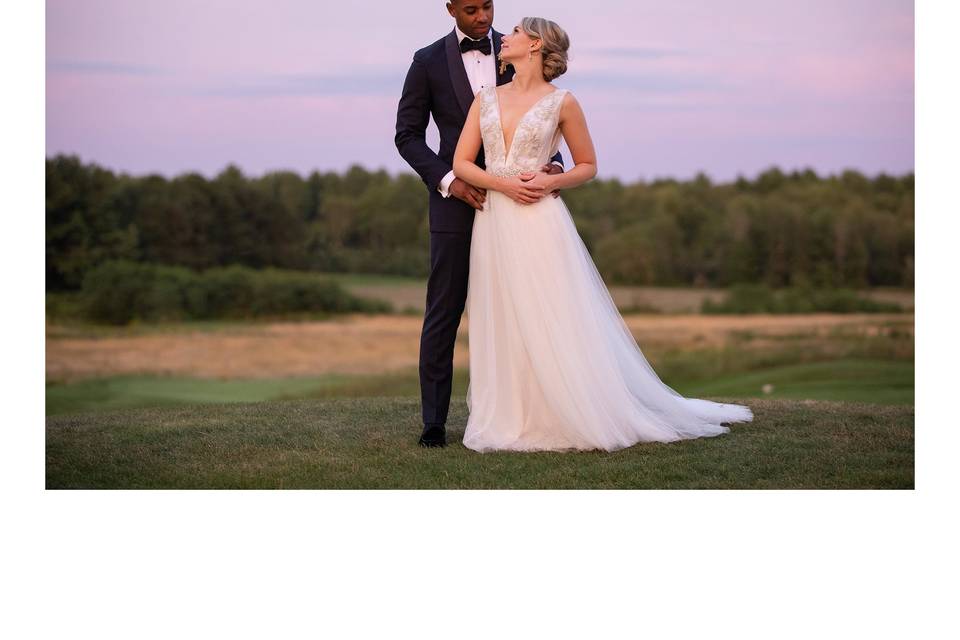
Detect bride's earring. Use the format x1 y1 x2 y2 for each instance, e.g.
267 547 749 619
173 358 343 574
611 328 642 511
498 52 507 75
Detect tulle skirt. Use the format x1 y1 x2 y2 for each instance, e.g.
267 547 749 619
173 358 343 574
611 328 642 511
463 188 754 453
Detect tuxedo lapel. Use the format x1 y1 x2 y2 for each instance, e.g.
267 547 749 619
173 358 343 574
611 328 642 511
445 29 474 117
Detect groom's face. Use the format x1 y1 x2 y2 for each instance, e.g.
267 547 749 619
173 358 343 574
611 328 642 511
447 0 493 40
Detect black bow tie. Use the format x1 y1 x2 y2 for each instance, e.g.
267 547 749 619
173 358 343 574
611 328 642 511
459 36 491 55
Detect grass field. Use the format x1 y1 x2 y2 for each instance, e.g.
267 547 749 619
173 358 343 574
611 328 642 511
309 275 915 315
45 358 914 416
45 396 913 489
45 311 913 489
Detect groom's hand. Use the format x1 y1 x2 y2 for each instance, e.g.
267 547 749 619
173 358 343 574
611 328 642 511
537 163 563 198
450 177 487 210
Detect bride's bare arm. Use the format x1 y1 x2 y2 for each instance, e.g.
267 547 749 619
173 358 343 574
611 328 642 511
523 92 597 193
454 95 564 205
452 97 502 191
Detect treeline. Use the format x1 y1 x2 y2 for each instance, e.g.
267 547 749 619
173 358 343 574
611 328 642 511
47 154 914 291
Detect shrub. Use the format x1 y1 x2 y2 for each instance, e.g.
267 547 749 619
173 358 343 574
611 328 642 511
79 260 390 324
701 283 903 314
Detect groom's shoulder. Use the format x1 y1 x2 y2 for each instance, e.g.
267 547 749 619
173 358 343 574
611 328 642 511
412 32 451 62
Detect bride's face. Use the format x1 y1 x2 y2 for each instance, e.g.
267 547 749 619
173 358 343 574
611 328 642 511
500 24 540 62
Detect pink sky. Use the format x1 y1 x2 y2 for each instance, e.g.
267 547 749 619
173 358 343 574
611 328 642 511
46 0 914 182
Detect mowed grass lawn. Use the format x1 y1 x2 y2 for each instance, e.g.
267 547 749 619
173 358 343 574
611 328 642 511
46 358 914 416
46 396 914 489
46 313 913 489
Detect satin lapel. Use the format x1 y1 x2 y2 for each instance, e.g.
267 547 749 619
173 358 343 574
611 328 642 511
445 29 474 117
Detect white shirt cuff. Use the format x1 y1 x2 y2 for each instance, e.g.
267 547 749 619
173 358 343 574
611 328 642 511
551 160 563 168
438 170 456 198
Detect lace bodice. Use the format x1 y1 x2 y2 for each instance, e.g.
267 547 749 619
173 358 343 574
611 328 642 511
479 86 569 178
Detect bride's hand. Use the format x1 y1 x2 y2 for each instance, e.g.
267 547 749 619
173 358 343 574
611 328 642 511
520 170 559 199
498 175 547 205
534 163 562 198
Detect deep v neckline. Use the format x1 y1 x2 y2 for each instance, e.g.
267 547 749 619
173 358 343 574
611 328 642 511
493 87 559 162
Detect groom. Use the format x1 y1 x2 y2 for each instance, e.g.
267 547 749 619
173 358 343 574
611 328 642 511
395 0 565 447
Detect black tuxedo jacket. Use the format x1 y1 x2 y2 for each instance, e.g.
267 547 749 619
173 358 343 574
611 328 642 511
395 27 565 233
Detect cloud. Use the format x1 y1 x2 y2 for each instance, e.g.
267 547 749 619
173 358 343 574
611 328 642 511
193 66 736 100
578 46 693 59
193 71 406 98
46 60 167 76
564 72 739 95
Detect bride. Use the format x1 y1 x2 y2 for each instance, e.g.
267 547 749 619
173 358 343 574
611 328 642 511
452 17 754 453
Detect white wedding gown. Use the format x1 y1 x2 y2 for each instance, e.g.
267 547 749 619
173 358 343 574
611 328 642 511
462 85 754 453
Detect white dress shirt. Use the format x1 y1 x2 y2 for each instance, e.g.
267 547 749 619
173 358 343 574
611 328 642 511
438 25 497 198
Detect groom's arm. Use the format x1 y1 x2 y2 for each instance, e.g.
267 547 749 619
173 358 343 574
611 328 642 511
395 53 450 193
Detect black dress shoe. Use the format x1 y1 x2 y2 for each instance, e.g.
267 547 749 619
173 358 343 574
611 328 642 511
418 424 447 447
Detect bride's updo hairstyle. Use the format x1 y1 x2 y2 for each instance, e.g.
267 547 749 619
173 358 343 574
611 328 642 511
520 17 570 82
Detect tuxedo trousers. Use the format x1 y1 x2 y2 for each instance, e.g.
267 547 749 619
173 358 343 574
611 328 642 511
419 229 473 426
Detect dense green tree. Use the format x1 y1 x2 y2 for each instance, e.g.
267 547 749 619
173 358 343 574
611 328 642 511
46 155 914 290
